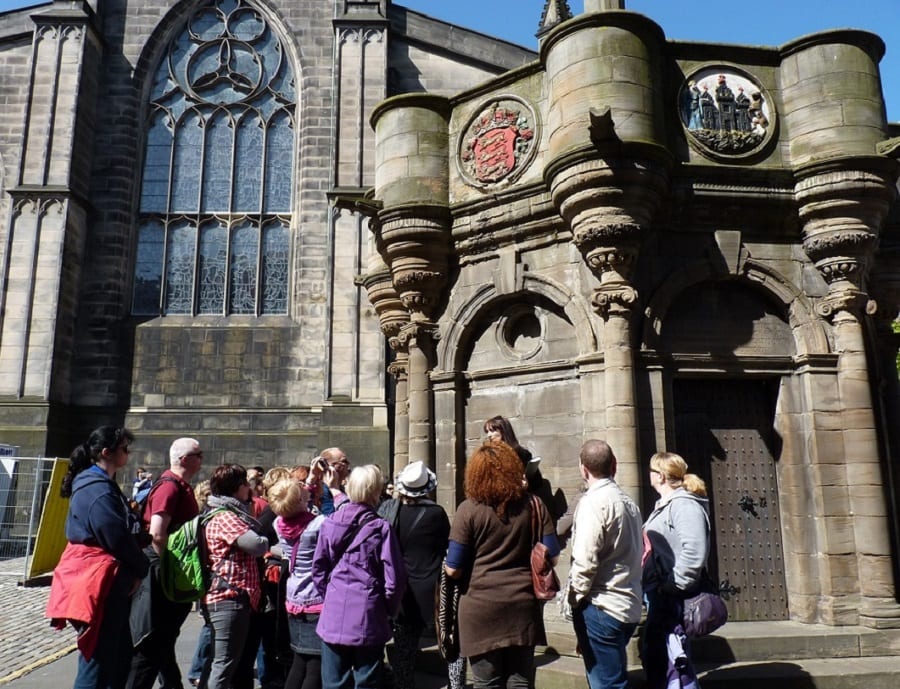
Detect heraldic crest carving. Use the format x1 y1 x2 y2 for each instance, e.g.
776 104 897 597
680 67 774 159
458 96 538 187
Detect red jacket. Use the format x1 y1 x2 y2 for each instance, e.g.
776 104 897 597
45 542 119 660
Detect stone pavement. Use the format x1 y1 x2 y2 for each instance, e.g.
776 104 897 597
0 557 450 689
0 559 75 685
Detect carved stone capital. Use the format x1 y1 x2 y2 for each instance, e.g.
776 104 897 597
591 282 639 320
815 256 865 286
358 266 410 341
815 289 876 322
547 153 669 282
388 353 408 379
390 268 442 313
378 206 451 320
578 242 640 279
397 320 441 349
796 160 897 291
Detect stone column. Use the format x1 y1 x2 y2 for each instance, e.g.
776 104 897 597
370 94 452 471
398 321 440 465
541 11 670 496
331 3 389 401
359 249 410 477
388 352 409 475
590 255 642 494
797 159 900 627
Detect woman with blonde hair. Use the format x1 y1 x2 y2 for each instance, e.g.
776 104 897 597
641 451 710 689
445 441 558 689
312 465 407 689
269 478 327 689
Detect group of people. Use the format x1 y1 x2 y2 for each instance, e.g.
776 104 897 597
48 416 713 689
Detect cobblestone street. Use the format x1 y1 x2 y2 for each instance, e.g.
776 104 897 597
0 559 74 685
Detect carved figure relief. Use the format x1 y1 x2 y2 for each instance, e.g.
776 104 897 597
458 97 538 188
680 68 773 158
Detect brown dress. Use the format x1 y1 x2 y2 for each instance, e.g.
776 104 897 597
449 497 553 658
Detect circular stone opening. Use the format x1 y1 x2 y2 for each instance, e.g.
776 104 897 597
497 308 543 360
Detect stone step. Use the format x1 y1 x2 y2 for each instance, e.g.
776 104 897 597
529 652 900 689
542 618 900 664
414 649 900 689
411 621 900 689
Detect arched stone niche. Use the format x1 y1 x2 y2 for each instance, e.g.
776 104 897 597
642 259 830 358
434 277 597 510
660 280 795 357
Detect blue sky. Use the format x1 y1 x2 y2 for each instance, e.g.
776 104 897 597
0 0 896 121
402 0 900 123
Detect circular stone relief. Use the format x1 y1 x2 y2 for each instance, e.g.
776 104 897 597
679 67 774 159
458 96 538 188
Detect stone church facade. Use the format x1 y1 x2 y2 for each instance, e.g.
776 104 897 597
362 0 900 628
0 0 533 464
1 0 899 628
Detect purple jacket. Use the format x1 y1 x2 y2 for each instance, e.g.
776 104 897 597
312 502 407 646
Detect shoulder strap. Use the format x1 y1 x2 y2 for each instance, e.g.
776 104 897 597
405 504 428 537
199 507 244 594
530 495 541 546
143 475 180 507
325 513 374 583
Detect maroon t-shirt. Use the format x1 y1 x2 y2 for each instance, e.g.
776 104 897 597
143 470 199 533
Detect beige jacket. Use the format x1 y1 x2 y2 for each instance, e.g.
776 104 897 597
568 478 643 624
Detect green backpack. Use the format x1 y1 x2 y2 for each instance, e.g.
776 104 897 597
159 507 225 603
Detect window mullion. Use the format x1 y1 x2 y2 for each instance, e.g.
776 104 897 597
194 115 210 317
159 219 170 316
255 218 263 316
224 218 232 316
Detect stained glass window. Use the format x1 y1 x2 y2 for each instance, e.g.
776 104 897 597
132 0 294 316
229 221 258 314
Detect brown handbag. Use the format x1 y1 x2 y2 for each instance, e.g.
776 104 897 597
529 495 560 600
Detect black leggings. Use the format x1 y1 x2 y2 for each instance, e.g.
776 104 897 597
284 652 321 689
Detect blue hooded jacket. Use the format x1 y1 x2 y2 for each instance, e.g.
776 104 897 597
65 465 149 581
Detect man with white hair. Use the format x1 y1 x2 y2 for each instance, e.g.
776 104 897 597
127 437 203 689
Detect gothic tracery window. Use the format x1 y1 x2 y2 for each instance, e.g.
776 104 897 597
132 0 294 316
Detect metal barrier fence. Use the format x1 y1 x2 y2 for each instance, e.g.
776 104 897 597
0 456 56 581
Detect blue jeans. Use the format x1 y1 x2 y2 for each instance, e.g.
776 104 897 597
572 604 636 689
188 621 212 684
73 577 134 689
320 642 383 689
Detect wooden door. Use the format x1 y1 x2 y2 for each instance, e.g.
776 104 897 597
674 378 788 621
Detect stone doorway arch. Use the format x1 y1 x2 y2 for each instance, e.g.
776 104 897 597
433 282 597 512
649 275 799 621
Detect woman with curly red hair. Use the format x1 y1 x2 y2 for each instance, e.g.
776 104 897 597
445 441 559 689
